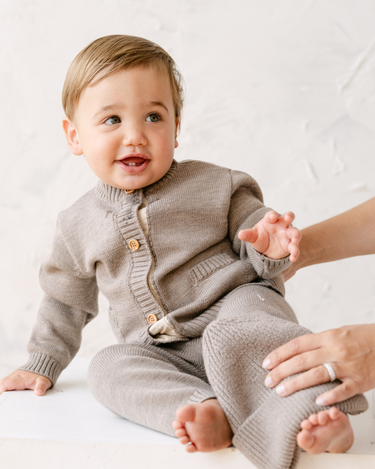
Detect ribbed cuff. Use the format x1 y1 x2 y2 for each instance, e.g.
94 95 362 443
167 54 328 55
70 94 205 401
187 388 217 404
232 384 368 469
247 247 291 279
18 353 63 386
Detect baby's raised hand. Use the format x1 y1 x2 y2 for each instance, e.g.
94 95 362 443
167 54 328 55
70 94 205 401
238 211 301 261
0 370 52 396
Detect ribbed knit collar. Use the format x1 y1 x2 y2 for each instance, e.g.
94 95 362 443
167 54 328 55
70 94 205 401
95 159 178 203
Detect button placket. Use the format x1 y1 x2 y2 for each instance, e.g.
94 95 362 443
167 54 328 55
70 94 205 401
118 198 163 328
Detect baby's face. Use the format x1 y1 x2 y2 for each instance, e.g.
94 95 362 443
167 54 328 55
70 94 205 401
63 66 178 190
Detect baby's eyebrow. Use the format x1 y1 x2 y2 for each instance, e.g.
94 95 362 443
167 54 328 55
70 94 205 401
149 101 169 113
94 104 122 118
93 101 169 118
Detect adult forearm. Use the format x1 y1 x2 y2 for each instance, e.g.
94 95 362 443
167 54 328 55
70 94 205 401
298 197 375 269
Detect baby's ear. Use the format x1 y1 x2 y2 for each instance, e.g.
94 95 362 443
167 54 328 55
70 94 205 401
174 119 179 149
62 117 83 156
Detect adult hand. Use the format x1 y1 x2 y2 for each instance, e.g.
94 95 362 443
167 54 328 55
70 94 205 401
0 370 52 396
283 263 298 281
262 324 375 406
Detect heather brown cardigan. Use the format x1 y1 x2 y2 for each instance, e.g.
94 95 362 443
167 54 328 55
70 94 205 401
20 160 290 384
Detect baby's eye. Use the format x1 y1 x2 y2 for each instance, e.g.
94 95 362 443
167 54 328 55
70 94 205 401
104 116 121 125
146 113 160 123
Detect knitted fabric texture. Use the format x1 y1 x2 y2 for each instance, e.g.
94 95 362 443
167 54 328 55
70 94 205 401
19 160 290 384
87 284 368 469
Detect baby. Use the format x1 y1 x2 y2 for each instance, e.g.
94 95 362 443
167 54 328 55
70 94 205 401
0 35 367 469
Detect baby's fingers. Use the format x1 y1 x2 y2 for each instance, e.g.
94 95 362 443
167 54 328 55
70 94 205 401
238 227 258 244
0 375 24 394
279 211 295 227
0 378 10 394
263 210 279 224
288 242 300 263
32 376 52 396
286 226 301 243
0 371 52 395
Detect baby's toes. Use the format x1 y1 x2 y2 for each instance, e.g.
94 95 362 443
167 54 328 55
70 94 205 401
185 442 197 453
307 413 318 426
300 419 313 430
172 419 184 430
328 407 340 420
175 428 188 438
297 429 315 450
179 435 191 445
317 410 330 426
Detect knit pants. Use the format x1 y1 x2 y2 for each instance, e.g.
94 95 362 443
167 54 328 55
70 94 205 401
87 284 368 469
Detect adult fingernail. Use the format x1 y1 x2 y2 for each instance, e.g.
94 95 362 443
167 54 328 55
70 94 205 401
262 358 271 369
265 376 273 387
316 398 325 406
276 384 286 396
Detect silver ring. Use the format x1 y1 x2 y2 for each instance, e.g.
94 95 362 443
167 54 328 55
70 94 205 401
323 363 336 382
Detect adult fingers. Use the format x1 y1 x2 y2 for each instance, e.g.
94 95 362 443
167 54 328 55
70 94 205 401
272 365 332 397
283 265 297 281
262 333 324 370
315 379 359 407
264 348 327 388
33 376 52 396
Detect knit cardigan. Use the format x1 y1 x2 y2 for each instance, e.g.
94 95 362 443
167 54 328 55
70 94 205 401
19 160 291 384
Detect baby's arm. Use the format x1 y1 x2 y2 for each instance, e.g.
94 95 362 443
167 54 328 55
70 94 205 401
5 216 99 392
229 169 299 280
238 211 301 262
0 370 51 396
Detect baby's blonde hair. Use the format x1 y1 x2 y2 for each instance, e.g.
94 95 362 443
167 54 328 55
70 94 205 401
62 35 184 130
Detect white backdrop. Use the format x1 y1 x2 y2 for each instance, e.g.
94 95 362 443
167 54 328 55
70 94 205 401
0 0 374 375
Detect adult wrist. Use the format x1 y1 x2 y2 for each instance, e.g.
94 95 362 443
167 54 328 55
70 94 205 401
297 228 326 270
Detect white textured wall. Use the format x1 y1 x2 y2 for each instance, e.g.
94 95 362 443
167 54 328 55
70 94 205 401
0 0 374 375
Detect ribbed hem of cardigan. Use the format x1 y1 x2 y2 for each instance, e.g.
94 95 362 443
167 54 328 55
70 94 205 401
187 388 217 404
18 353 63 386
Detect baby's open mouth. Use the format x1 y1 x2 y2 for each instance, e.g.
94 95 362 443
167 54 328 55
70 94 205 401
122 157 146 166
116 155 150 174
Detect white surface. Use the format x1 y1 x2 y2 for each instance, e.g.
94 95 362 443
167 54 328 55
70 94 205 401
0 359 177 446
0 1 374 378
0 358 374 469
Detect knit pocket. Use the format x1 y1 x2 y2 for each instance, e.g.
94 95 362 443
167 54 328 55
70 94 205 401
189 253 235 285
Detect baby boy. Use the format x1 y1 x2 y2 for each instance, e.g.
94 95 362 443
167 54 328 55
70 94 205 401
0 35 367 469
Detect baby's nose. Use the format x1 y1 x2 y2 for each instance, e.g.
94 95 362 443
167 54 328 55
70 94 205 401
122 125 147 147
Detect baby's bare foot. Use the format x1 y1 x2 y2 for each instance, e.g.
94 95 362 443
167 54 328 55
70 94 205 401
172 398 233 453
297 407 354 454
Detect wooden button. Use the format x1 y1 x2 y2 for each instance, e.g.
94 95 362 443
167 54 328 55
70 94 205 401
125 189 135 194
128 239 140 251
147 314 158 325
